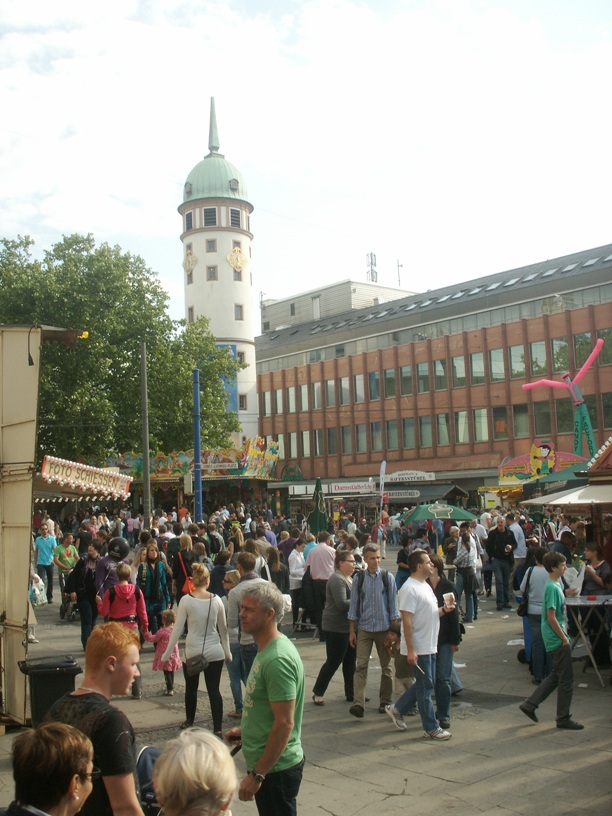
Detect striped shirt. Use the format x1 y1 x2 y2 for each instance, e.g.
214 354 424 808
348 568 399 631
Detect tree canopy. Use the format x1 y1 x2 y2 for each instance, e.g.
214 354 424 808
0 234 241 465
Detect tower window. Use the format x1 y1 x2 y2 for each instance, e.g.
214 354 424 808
187 306 194 323
185 212 193 231
206 239 217 252
230 208 241 228
234 304 244 321
233 240 241 249
239 394 247 410
233 269 242 281
207 266 218 281
237 351 245 364
204 207 217 227
187 271 193 285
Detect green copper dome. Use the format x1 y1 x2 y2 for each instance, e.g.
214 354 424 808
181 98 250 205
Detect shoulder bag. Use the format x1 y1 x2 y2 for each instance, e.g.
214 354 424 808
184 595 213 676
516 568 533 617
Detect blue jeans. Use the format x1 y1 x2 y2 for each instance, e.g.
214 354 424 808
227 641 244 711
37 563 54 602
79 598 98 650
240 642 259 678
492 558 511 606
435 643 453 721
527 614 552 682
254 757 304 816
455 570 476 621
395 653 438 733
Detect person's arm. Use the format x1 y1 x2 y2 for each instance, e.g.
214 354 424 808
238 699 296 801
401 610 417 664
136 589 148 631
546 606 569 646
215 597 232 661
103 773 143 816
387 573 400 620
161 599 187 661
97 587 111 616
227 587 239 632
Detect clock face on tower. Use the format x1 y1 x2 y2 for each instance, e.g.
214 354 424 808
227 246 248 272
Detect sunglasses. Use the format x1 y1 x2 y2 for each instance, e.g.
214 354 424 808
79 767 102 782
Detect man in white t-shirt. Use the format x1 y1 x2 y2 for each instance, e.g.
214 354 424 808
385 549 454 740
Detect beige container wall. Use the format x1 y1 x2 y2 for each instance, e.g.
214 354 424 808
0 326 40 723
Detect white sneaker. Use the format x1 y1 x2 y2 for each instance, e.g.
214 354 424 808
385 704 407 731
426 727 451 740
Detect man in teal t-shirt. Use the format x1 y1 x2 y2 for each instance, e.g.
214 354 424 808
225 582 304 815
519 552 583 730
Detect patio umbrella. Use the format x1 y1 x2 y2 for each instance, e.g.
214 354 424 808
399 503 477 524
307 477 329 535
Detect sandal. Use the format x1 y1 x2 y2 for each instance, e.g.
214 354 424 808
312 694 325 706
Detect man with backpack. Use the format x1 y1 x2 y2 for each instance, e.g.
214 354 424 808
347 543 399 718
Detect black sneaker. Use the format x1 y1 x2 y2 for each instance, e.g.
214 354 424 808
349 703 364 718
439 718 451 729
519 703 538 723
557 719 584 730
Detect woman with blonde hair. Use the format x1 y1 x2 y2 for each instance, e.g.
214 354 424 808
162 562 230 734
153 729 236 816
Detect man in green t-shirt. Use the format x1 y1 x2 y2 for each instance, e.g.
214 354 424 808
225 582 304 815
519 552 583 730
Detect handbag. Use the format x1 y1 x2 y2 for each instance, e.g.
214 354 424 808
177 551 194 595
184 596 213 676
516 567 533 617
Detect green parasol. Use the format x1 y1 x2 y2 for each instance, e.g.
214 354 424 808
399 503 477 525
306 477 329 535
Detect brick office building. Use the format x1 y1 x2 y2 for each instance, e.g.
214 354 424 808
256 244 612 508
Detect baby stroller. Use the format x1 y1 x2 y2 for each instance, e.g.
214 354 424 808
58 572 79 621
137 745 161 816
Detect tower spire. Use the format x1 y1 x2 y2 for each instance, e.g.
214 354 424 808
208 97 220 154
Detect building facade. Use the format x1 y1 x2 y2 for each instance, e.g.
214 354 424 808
178 98 258 443
256 244 612 506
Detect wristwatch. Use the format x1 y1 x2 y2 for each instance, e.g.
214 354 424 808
250 770 266 784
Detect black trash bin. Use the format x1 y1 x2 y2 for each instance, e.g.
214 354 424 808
18 654 83 726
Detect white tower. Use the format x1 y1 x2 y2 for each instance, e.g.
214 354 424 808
178 98 257 445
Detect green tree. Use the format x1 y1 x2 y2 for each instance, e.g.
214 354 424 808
0 234 241 464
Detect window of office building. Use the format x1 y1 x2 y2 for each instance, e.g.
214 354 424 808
470 352 485 385
274 388 283 414
369 371 380 400
371 421 382 451
556 399 573 434
299 384 309 412
340 377 350 405
598 329 612 365
353 374 365 403
509 345 525 378
489 349 505 382
356 424 367 453
534 400 551 436
530 341 547 376
473 408 489 441
452 356 466 388
400 365 413 396
301 430 310 457
454 411 469 444
603 392 612 428
551 337 569 373
402 417 415 449
325 380 336 407
341 426 353 454
286 386 296 413
574 332 592 368
277 435 285 460
263 391 271 416
386 419 399 449
384 368 396 398
417 362 429 393
584 394 598 430
434 359 447 390
314 429 324 456
513 403 529 438
419 415 432 446
492 406 509 440
312 381 322 410
327 427 338 455
287 432 297 458
437 413 450 445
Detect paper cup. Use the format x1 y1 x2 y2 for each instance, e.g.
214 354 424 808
443 592 455 609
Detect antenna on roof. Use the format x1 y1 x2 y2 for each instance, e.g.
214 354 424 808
366 252 377 282
397 259 403 287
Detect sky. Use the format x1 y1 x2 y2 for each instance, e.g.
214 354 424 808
2 0 612 324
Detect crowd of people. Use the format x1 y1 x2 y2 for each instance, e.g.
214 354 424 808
20 499 612 813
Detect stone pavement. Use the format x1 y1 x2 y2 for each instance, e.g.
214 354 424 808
1 586 611 815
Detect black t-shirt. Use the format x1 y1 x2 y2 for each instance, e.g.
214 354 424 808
48 692 136 816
